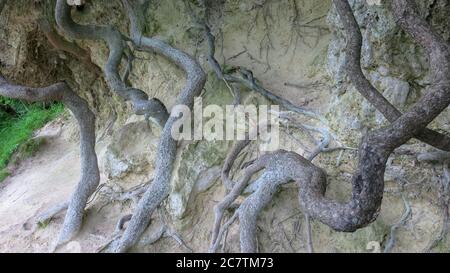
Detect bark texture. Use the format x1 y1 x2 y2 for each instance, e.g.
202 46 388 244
54 0 206 252
0 74 99 247
211 0 450 252
55 0 169 127
115 0 206 253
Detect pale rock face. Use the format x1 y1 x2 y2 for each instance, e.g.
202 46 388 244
167 140 230 221
104 152 129 179
366 0 381 6
374 74 410 124
67 0 85 6
103 121 159 180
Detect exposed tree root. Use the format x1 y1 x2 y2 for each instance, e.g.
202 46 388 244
0 75 100 249
95 214 136 253
211 113 329 252
109 0 206 253
98 208 192 253
55 0 169 128
138 223 192 251
96 182 150 209
335 0 450 152
210 120 332 253
140 208 193 252
35 181 148 231
54 0 206 252
304 213 314 253
210 0 450 253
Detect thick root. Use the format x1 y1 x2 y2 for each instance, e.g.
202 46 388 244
210 0 450 253
0 76 100 249
55 0 206 252
112 0 206 253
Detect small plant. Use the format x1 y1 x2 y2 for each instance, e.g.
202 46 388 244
37 220 50 229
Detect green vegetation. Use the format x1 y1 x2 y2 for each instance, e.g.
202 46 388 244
0 97 64 182
0 169 9 183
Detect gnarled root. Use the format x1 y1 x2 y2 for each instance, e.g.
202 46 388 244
0 75 100 249
111 0 206 253
333 0 450 152
211 0 450 252
55 0 169 127
55 0 206 252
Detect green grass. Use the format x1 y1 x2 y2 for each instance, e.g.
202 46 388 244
0 102 64 182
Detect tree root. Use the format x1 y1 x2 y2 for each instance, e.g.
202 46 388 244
34 181 148 231
140 226 192 251
96 182 150 209
98 209 192 253
304 213 314 253
116 0 206 252
138 208 192 252
55 0 169 128
55 0 206 252
335 0 450 152
210 0 450 253
211 122 328 253
0 75 100 249
96 214 135 253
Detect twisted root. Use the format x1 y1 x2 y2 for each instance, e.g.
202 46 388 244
0 75 99 248
211 0 450 252
112 0 206 253
55 0 169 127
55 0 206 252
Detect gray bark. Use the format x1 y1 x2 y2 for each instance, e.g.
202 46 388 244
0 75 99 247
54 0 207 252
211 0 450 252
